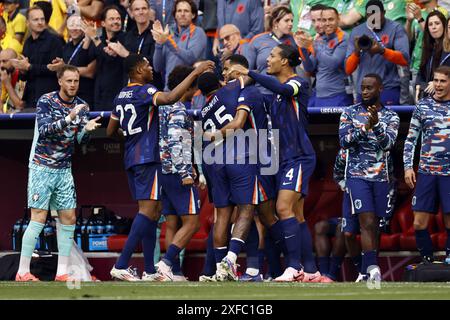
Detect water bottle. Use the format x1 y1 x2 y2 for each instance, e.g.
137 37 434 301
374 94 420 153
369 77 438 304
87 220 94 234
12 219 22 251
105 219 114 234
22 219 29 232
43 222 54 251
96 218 105 234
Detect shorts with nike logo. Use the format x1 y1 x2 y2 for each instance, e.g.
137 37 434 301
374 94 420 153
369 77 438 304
276 155 316 196
346 178 396 218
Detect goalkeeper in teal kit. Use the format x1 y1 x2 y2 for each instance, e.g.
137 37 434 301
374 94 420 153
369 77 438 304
16 65 101 282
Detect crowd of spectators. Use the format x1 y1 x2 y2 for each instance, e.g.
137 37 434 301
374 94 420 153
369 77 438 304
0 0 449 113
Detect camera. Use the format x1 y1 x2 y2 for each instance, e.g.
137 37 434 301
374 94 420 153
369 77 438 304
357 34 373 51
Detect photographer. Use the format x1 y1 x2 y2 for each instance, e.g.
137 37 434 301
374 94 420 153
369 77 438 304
344 0 409 105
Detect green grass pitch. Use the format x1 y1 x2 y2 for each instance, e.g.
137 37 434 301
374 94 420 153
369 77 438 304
0 282 449 300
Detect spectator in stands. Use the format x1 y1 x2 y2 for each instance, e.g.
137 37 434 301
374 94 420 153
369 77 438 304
12 6 64 110
2 0 27 44
218 24 246 62
82 5 127 110
300 7 353 107
310 3 327 36
212 0 264 56
294 4 327 108
290 0 331 35
48 15 97 106
245 5 297 96
150 0 176 27
415 11 450 101
106 0 137 32
107 0 163 89
345 0 409 105
406 0 448 95
152 0 207 89
0 16 23 54
334 0 367 32
65 0 105 21
403 66 450 265
103 0 163 89
0 48 25 113
30 0 67 36
339 73 399 282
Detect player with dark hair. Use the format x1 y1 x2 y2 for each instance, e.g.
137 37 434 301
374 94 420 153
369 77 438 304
404 66 450 265
219 54 279 281
16 65 101 282
155 65 201 281
197 70 259 281
106 54 213 281
338 73 399 283
229 44 315 282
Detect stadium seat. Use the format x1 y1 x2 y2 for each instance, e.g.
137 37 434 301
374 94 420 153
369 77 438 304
107 235 143 253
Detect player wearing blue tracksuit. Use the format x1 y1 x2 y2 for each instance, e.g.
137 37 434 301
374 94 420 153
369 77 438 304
403 92 450 263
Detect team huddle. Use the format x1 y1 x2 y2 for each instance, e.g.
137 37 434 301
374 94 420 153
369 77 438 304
14 45 450 283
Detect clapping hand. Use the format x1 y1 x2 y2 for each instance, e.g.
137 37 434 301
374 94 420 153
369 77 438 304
80 19 97 40
47 57 65 72
10 55 31 72
294 30 313 49
69 104 87 121
85 116 102 131
104 41 118 57
107 41 129 58
151 20 170 45
365 105 379 131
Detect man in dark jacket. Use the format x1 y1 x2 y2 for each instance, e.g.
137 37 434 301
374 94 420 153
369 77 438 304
12 6 64 110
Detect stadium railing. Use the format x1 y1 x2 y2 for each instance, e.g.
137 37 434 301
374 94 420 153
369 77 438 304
0 105 415 121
